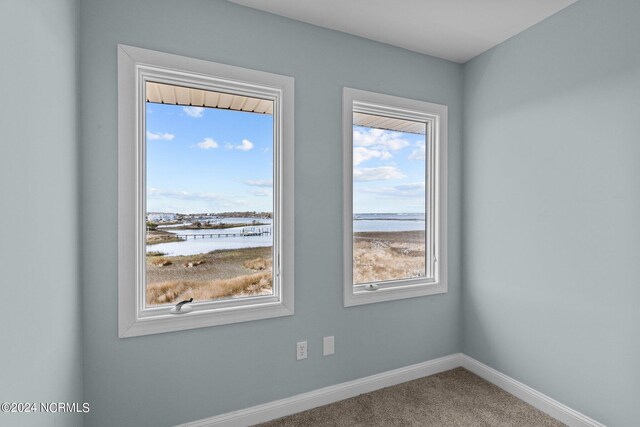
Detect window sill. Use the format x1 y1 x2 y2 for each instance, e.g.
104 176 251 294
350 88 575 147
344 280 447 307
119 300 294 338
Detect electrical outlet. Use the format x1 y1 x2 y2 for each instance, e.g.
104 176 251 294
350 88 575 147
323 336 335 356
296 341 308 360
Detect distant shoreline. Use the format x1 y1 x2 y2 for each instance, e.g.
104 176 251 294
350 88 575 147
147 211 272 219
162 222 268 231
354 218 423 221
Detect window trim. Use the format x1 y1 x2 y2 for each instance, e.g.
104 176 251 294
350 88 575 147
343 87 447 307
118 45 294 337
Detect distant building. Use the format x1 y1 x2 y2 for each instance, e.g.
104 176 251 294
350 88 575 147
147 212 176 222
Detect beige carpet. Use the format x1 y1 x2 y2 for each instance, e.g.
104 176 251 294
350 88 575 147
258 368 565 427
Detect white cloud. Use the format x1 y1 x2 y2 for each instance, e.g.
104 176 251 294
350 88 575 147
238 139 254 151
408 141 426 161
353 128 410 151
353 166 407 182
146 131 175 141
362 182 425 198
249 189 272 197
226 139 254 151
183 106 205 118
353 147 393 166
237 139 254 151
244 179 273 187
196 137 219 150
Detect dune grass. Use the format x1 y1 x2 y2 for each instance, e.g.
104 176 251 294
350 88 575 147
147 251 166 257
353 231 426 284
146 230 183 245
146 270 272 305
145 231 425 306
145 247 273 306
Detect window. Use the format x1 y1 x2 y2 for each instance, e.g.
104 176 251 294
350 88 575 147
118 45 294 337
343 88 447 306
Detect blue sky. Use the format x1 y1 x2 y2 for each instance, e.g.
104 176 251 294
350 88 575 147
146 103 274 213
353 126 426 214
145 102 425 214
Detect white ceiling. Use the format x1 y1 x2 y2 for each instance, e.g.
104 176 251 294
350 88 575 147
228 0 578 63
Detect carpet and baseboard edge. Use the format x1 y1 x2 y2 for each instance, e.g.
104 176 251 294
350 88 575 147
178 353 605 427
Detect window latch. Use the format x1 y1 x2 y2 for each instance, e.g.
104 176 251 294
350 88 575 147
170 298 193 314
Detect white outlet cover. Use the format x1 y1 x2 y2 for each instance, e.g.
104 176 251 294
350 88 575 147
323 336 335 356
296 341 308 360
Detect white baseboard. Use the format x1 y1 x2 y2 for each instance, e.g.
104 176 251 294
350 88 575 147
460 355 606 427
178 353 605 427
178 353 462 426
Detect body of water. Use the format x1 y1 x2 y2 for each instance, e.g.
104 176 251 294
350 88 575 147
353 213 425 232
148 218 273 256
147 214 425 256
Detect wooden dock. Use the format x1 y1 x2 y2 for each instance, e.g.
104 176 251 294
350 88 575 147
174 227 271 240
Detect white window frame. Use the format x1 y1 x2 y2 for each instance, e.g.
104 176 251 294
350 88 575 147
343 88 447 307
117 45 294 337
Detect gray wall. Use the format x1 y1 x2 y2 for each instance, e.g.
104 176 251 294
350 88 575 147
463 0 640 425
13 1 635 426
0 1 83 427
79 1 462 426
